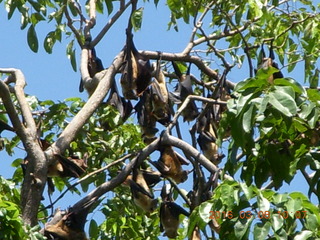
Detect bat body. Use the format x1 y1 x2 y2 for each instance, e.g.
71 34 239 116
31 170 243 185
48 154 87 178
160 184 190 238
121 30 152 99
258 43 283 84
197 113 220 165
171 62 198 122
103 79 133 130
123 169 162 188
150 66 171 125
126 169 158 213
44 199 94 240
79 47 104 94
135 90 158 144
155 145 188 184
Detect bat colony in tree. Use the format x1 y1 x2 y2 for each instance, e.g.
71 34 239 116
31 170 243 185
0 28 284 239
0 27 284 238
0 3 283 239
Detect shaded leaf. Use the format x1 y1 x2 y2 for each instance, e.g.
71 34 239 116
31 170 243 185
27 25 39 52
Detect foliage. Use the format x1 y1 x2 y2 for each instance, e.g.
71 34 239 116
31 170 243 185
0 177 46 240
1 0 320 239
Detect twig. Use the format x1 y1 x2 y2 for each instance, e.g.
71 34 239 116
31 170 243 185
91 0 132 47
167 95 227 132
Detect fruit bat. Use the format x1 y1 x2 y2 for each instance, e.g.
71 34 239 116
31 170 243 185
48 154 87 178
160 184 190 238
196 112 220 165
154 145 189 184
123 169 162 188
103 78 133 130
171 62 199 122
125 168 158 213
150 62 171 126
120 29 152 99
257 42 283 84
135 89 158 144
44 199 95 240
79 45 104 94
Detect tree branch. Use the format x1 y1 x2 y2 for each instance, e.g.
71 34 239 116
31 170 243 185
91 0 131 47
72 138 160 209
0 68 48 226
50 51 124 156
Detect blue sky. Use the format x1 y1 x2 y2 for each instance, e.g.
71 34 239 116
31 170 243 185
0 1 317 238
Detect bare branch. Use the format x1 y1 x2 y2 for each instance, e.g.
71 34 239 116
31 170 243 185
91 1 131 47
167 95 227 131
183 1 215 55
65 6 83 47
141 51 220 80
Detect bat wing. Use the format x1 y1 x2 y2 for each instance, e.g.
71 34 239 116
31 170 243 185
54 154 86 178
0 119 14 134
175 151 189 166
141 169 162 187
167 202 190 217
129 180 154 199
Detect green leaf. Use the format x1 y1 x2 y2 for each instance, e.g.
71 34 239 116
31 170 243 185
274 78 306 95
271 213 284 232
235 217 253 239
285 198 302 218
243 103 254 133
240 183 253 200
66 40 77 71
293 230 313 240
131 7 144 32
257 193 270 212
199 202 213 223
253 221 271 240
27 25 39 53
89 219 99 238
44 31 56 54
105 0 113 15
268 87 297 117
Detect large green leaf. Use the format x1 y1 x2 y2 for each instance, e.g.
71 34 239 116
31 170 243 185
27 25 39 52
268 87 297 117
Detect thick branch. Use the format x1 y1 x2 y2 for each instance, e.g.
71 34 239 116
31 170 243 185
141 51 220 80
50 51 124 156
0 68 47 226
72 138 160 209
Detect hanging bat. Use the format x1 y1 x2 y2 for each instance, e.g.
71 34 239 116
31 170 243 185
121 29 152 99
160 184 190 238
257 41 283 84
150 62 171 126
171 61 199 122
44 199 95 240
154 145 189 184
103 78 133 130
196 112 220 165
79 44 105 94
125 168 158 213
135 89 158 144
123 169 162 188
47 154 87 178
0 119 14 136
